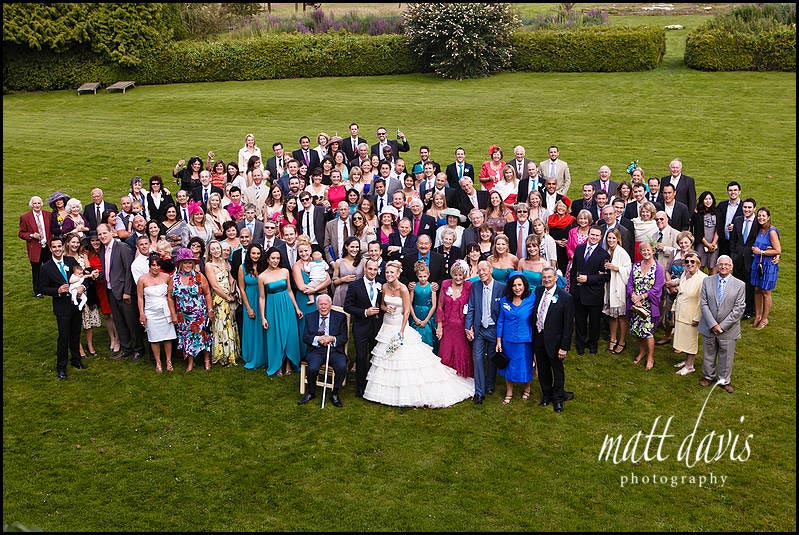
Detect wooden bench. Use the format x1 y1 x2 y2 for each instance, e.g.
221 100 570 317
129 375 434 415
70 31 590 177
106 81 135 93
77 82 102 95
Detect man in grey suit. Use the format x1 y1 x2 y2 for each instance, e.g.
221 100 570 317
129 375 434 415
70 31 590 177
465 261 506 404
698 255 746 393
97 224 143 360
588 165 618 200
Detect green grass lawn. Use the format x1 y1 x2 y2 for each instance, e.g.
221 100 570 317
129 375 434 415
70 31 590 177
3 17 796 533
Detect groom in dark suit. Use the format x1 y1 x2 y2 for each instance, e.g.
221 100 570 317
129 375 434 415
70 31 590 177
465 261 506 404
569 226 610 355
299 294 348 408
39 236 91 379
344 258 383 398
534 267 575 412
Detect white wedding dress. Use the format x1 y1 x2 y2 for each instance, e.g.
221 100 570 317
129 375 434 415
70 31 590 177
363 295 475 408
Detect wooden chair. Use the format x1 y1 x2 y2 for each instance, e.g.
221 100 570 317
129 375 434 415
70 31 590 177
299 305 350 394
77 82 101 95
106 80 135 93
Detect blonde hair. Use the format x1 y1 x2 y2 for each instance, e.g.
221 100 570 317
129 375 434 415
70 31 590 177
385 259 403 275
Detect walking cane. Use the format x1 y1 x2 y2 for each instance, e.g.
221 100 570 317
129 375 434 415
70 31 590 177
321 342 332 409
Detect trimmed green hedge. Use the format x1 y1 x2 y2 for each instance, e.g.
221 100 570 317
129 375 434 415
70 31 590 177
511 26 665 72
684 27 796 71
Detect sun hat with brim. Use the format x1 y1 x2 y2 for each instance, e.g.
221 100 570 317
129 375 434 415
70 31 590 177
173 247 198 263
47 191 71 209
379 205 399 220
326 135 344 147
412 163 424 174
441 207 467 222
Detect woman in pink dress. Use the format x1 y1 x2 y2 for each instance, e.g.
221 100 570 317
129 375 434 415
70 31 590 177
326 169 347 209
478 144 505 192
435 260 474 378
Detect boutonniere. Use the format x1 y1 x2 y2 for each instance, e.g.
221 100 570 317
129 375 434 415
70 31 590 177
551 294 559 304
502 302 511 311
445 286 454 297
374 282 382 291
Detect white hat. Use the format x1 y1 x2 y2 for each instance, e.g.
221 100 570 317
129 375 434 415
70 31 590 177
441 207 466 222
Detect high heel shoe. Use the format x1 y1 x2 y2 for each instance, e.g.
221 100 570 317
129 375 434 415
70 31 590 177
502 395 512 405
612 343 626 354
755 319 769 330
155 363 163 374
607 340 618 352
521 389 531 400
204 361 211 371
166 362 174 372
645 360 655 370
633 355 644 365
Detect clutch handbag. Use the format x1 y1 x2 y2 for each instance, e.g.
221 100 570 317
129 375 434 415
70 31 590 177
492 350 510 369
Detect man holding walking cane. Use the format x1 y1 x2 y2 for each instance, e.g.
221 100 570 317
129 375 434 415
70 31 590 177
298 294 348 408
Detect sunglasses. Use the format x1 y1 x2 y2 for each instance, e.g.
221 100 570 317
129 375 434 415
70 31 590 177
377 131 387 135
352 216 364 221
683 259 697 264
300 197 312 202
517 210 528 214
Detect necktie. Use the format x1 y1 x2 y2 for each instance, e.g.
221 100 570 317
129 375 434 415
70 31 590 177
304 150 310 166
458 163 463 179
265 239 271 249
537 290 551 332
378 197 384 212
183 207 188 222
105 244 112 289
304 211 311 235
518 161 523 176
717 276 726 305
481 284 492 328
289 247 296 266
414 217 420 235
96 205 101 225
657 230 663 243
550 161 556 178
58 260 67 281
602 181 607 192
342 221 349 239
517 224 525 259
743 219 751 242
584 245 593 261
319 315 328 336
368 281 374 302
35 212 46 245
247 222 254 236
204 189 209 203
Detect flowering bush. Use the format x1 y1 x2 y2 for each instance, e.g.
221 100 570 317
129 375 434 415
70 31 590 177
404 3 521 79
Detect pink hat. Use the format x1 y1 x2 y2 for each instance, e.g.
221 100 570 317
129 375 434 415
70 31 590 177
173 247 197 263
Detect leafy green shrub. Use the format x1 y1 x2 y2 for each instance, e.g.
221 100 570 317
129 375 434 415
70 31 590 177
512 26 665 72
404 3 521 79
702 2 795 32
684 26 796 71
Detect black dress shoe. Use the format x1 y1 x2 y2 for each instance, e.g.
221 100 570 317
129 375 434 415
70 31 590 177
330 394 343 408
110 351 127 360
473 394 484 405
486 388 495 395
553 401 563 413
130 352 142 362
297 392 315 405
71 361 88 370
538 400 550 407
564 391 575 401
57 371 67 380
35 293 43 299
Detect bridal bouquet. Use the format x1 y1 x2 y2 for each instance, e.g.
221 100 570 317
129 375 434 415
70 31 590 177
386 333 403 357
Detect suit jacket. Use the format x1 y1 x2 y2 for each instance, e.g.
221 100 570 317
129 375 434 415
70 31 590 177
516 176 545 205
465 278 506 331
40 255 81 316
716 200 744 252
503 219 533 257
623 201 643 221
508 158 533 181
541 191 569 214
655 225 681 272
242 184 270 220
19 210 52 262
83 201 119 231
413 160 441 176
303 310 348 358
401 251 446 285
237 219 265 244
386 232 417 261
323 218 355 263
569 242 610 306
729 215 757 276
99 239 134 300
191 185 224 212
533 286 574 354
662 174 697 213
460 226 480 249
445 161 475 189
230 247 246 285
449 189 489 217
588 179 619 199
434 245 463 276
570 199 600 221
538 158 571 195
371 138 410 158
343 137 368 162
263 237 289 269
698 274 746 340
344 277 383 328
292 148 321 172
297 206 327 245
599 221 635 262
408 213 437 242
664 200 691 232
266 155 288 183
145 192 175 223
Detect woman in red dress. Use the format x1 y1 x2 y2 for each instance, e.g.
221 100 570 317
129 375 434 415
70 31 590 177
478 144 505 192
435 260 474 378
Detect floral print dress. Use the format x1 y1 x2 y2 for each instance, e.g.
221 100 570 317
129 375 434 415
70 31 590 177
629 262 657 338
172 270 212 359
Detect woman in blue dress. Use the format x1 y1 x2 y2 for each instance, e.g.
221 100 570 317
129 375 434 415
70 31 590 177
292 237 332 361
260 246 304 376
238 244 266 370
409 261 437 348
486 233 518 284
495 272 536 404
750 207 781 330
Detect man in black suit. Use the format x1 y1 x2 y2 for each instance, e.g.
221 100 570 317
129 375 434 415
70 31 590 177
348 142 371 170
386 217 417 261
716 181 744 257
400 234 445 288
371 126 410 159
298 294 348 408
40 236 92 378
84 188 118 231
600 205 634 261
98 224 143 360
421 172 449 211
262 219 289 269
646 176 664 207
344 258 383 398
292 135 321 173
265 141 288 183
660 182 691 232
588 165 618 201
611 198 635 235
509 145 534 181
517 161 544 205
342 122 367 163
237 204 265 245
413 145 441 176
662 158 697 213
191 170 224 211
370 178 393 215
541 177 568 214
503 203 534 258
365 240 387 282
230 227 252 336
406 198 437 242
569 226 610 354
534 266 575 412
391 190 412 222
570 183 600 221
449 177 489 217
623 183 653 220
445 147 475 190
297 193 326 254
729 198 758 318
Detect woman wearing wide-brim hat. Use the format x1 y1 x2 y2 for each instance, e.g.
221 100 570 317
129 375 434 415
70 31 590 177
48 191 71 238
167 247 213 372
435 207 466 248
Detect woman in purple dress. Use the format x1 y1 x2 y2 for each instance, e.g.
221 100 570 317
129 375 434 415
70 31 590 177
435 260 473 378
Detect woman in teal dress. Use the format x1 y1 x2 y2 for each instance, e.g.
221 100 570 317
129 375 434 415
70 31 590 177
238 244 266 370
518 234 546 291
260 246 304 376
409 261 437 348
486 233 518 284
465 243 482 283
292 238 332 360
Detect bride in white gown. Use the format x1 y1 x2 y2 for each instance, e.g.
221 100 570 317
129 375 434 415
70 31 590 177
363 260 474 408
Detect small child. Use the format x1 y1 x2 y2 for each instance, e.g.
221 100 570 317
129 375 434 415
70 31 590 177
68 264 88 311
304 250 329 304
